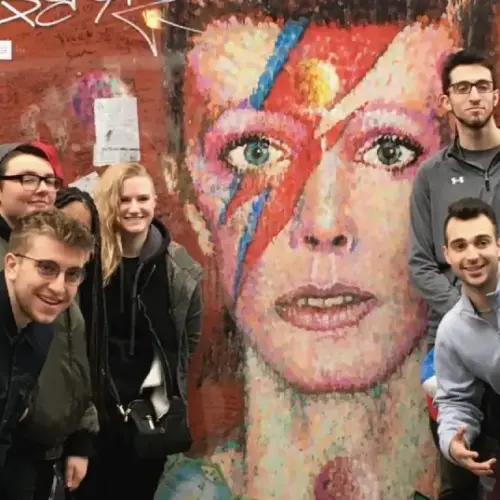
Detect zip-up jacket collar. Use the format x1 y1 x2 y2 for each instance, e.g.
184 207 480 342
458 280 500 319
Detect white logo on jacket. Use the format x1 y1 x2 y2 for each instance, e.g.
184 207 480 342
451 176 464 184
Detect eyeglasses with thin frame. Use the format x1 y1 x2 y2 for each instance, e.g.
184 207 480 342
14 254 85 285
448 79 495 95
0 174 62 191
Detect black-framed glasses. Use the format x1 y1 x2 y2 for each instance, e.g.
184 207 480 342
0 174 62 191
449 79 495 95
14 254 85 285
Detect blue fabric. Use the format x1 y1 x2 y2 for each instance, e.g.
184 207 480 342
420 348 435 385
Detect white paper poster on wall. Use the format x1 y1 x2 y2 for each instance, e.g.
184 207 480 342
93 96 140 167
69 171 100 194
0 41 12 60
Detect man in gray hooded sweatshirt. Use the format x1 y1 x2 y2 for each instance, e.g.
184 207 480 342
408 49 500 498
434 196 500 499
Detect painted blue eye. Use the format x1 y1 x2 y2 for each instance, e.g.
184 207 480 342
220 134 291 174
243 140 270 166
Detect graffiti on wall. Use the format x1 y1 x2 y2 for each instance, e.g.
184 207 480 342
154 0 493 499
0 0 199 56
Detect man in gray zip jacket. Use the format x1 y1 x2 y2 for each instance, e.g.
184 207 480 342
434 197 500 499
408 50 500 498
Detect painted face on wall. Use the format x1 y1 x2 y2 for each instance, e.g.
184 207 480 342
183 18 456 392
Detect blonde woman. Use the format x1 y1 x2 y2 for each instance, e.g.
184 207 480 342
76 163 203 500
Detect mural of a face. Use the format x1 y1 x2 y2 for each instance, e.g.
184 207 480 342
183 17 456 393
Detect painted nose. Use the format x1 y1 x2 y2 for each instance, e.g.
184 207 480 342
292 149 358 255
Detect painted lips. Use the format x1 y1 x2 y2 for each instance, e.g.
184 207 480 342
275 284 378 332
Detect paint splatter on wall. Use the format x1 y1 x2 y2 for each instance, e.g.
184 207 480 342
70 71 131 126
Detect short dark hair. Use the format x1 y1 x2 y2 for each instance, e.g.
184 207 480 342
0 145 49 176
444 197 497 245
441 49 497 94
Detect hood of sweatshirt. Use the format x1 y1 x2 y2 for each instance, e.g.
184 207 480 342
107 217 172 321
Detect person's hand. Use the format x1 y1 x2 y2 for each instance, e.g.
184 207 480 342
65 456 88 490
449 427 496 476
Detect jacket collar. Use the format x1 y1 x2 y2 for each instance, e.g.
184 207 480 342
459 279 500 316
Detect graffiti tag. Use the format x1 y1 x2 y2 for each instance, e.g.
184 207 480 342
0 0 200 56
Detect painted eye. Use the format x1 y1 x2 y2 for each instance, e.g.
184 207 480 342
220 134 291 174
358 134 423 171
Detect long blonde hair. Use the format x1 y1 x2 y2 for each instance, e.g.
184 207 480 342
93 163 152 282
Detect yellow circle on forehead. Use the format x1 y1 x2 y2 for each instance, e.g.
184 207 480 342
296 59 341 108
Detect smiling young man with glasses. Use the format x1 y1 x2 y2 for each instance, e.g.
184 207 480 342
409 49 500 499
0 209 93 492
0 143 98 500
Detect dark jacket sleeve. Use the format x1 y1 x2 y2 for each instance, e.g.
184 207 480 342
65 306 99 457
408 163 460 316
64 403 99 458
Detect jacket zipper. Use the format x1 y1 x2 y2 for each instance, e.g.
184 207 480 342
128 263 145 356
450 150 500 193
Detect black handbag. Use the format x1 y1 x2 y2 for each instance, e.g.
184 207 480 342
108 372 192 459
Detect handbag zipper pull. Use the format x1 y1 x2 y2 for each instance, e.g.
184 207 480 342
146 414 155 430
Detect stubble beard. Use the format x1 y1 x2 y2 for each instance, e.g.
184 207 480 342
454 109 494 131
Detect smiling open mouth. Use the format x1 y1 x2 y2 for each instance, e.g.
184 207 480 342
275 284 378 332
463 265 487 276
38 295 62 307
